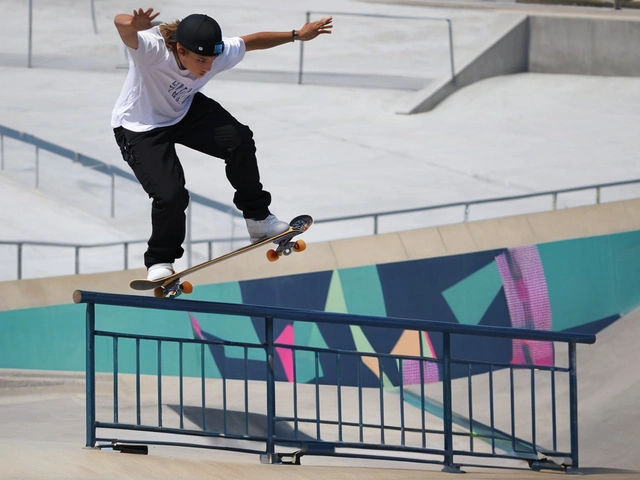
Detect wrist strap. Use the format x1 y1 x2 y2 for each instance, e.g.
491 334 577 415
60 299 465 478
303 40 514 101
291 29 298 42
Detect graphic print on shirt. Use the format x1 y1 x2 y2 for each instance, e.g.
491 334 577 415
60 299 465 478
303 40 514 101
169 81 193 105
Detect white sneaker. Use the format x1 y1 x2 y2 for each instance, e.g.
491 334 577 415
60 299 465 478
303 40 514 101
246 214 289 243
147 263 174 281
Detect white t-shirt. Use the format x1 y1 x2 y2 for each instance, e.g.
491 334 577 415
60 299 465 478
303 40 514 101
111 26 245 131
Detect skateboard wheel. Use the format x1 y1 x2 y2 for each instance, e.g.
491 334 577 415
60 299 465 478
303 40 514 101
294 240 307 252
181 281 193 294
153 287 165 298
266 249 280 262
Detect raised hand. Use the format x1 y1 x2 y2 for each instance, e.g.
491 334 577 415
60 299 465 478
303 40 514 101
130 8 160 31
297 16 333 42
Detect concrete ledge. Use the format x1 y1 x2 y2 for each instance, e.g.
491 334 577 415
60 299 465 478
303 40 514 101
398 11 640 114
398 14 529 114
529 15 640 76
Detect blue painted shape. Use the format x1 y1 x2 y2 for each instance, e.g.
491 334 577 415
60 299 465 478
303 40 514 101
294 321 328 383
190 282 262 361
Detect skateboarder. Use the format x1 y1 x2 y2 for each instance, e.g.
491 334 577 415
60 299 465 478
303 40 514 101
111 8 333 280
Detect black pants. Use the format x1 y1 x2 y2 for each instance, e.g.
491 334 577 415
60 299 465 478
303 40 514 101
114 93 271 267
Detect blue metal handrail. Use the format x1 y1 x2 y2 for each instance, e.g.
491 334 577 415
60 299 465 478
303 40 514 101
73 290 595 344
75 289 595 473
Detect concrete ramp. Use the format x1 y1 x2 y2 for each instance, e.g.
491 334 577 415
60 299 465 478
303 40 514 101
572 306 640 469
1 368 639 479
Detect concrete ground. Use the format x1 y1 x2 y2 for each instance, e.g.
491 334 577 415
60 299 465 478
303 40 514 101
1 303 639 478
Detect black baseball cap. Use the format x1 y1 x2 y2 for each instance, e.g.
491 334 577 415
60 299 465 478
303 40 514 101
176 14 224 56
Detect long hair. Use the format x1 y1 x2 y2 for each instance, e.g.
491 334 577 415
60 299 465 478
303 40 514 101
160 20 180 52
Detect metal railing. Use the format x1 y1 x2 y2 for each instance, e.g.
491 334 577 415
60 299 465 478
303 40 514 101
75 290 595 472
315 178 640 234
297 11 455 85
27 0 98 68
0 124 241 219
4 177 640 280
0 236 249 280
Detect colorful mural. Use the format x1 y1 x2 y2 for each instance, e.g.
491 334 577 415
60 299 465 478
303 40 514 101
1 230 639 381
187 230 640 388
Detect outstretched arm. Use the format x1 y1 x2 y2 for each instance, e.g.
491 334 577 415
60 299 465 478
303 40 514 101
114 8 160 49
241 16 333 52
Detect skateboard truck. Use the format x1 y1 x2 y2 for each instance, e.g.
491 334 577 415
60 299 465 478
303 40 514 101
153 279 193 299
266 238 306 262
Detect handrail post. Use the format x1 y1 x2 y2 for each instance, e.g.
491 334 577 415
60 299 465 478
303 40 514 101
373 215 379 235
85 302 96 448
441 332 456 471
90 0 98 34
124 242 129 270
464 204 469 222
28 0 33 68
552 192 558 210
446 19 455 82
111 171 116 218
595 186 601 205
298 12 309 84
1 134 4 170
35 146 39 189
187 206 192 268
264 315 277 462
17 243 23 280
568 341 580 469
75 246 80 275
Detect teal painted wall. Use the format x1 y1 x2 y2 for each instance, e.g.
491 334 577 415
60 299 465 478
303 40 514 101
2 229 639 374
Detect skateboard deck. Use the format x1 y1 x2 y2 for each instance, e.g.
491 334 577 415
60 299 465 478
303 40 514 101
129 214 313 298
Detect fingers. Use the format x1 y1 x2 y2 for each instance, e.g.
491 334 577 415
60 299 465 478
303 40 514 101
315 16 333 33
133 7 160 21
298 16 332 41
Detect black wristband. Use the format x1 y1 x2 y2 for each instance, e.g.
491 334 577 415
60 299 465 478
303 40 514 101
292 29 298 42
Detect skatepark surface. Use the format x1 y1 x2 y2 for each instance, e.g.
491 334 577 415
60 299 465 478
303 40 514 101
2 0 640 280
2 0 640 477
1 304 639 479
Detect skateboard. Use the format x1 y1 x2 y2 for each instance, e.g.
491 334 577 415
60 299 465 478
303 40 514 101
129 214 313 298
